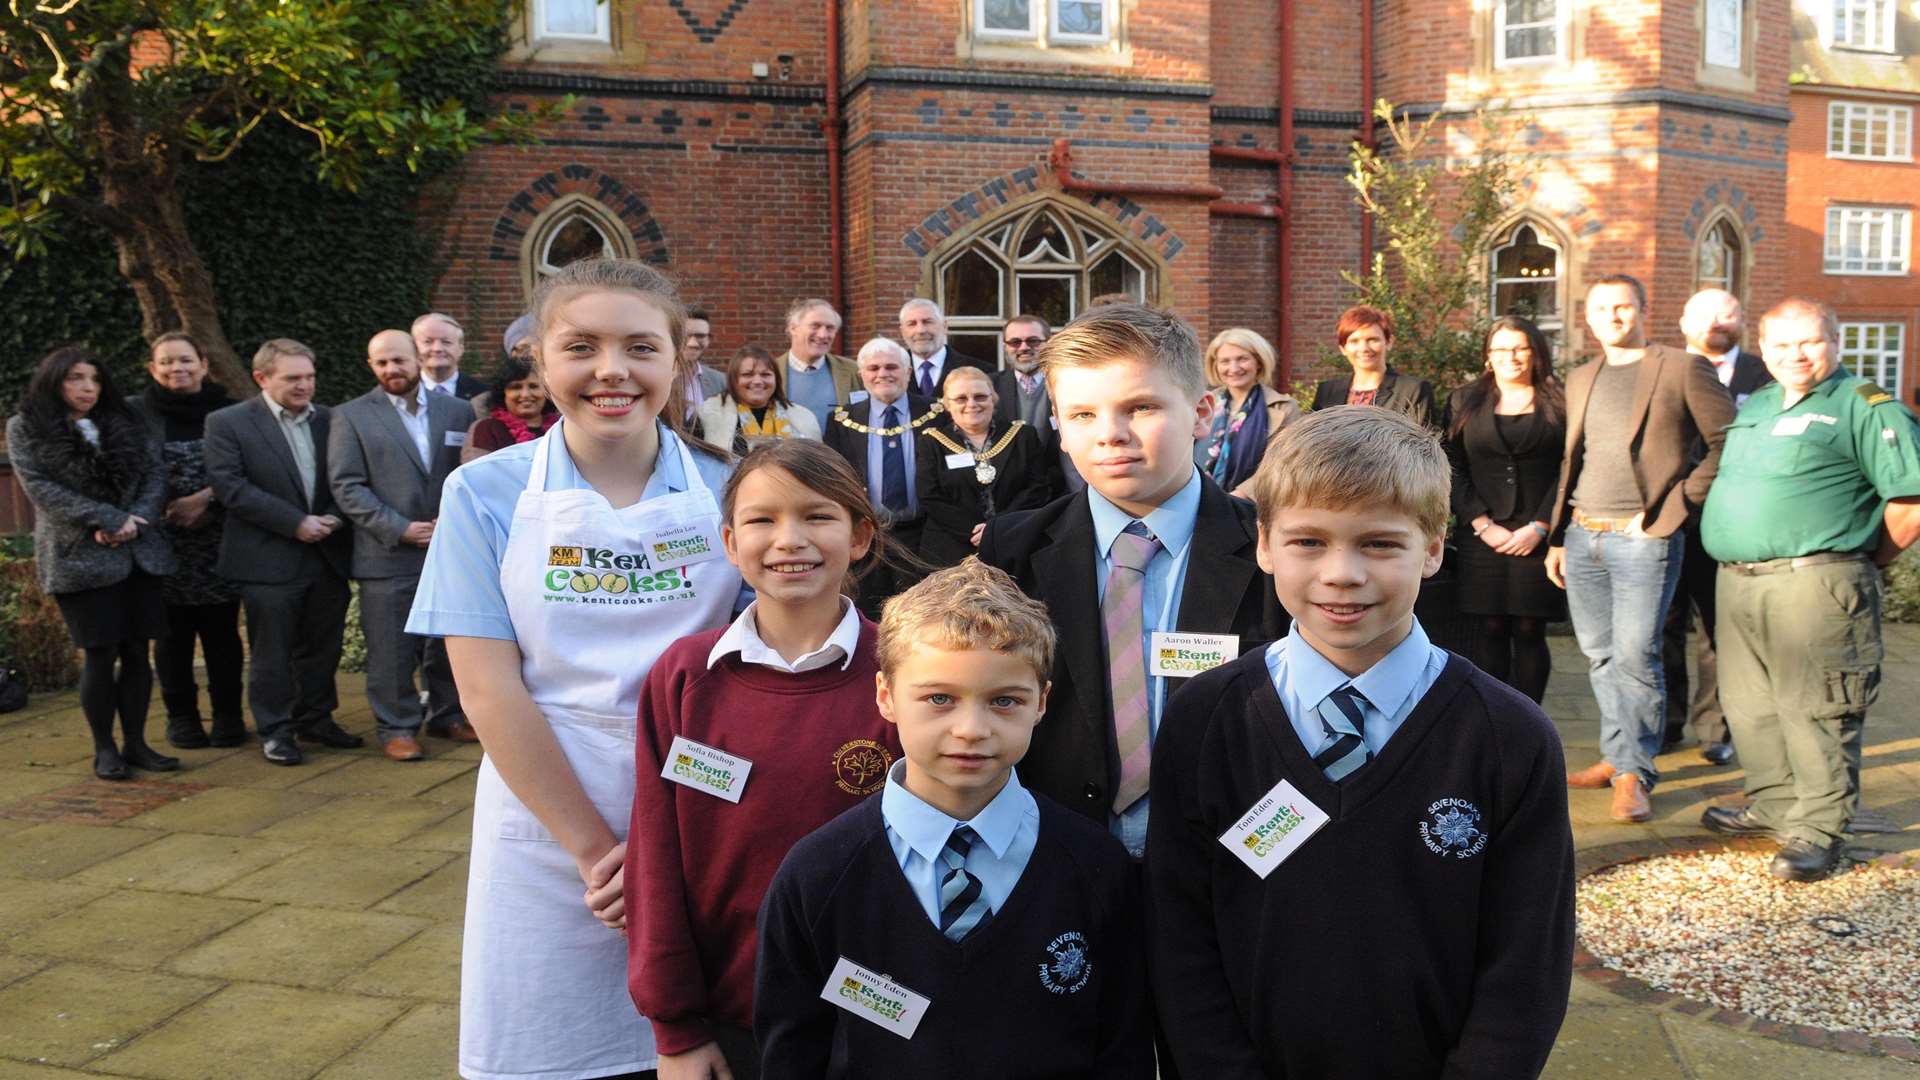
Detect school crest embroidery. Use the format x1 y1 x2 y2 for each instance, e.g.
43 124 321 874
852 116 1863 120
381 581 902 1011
1038 931 1092 994
1418 798 1488 859
831 739 893 795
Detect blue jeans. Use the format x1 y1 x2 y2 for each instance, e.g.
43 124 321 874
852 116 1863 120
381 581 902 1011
1563 523 1685 789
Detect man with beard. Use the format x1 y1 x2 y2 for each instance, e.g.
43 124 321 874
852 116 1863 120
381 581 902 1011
992 314 1081 492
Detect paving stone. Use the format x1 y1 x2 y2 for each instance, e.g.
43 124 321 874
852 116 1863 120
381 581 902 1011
1663 1011 1920 1078
0 1060 97 1078
289 758 478 799
0 953 47 988
8 892 261 971
92 982 406 1080
400 807 474 853
254 794 464 848
3 778 209 826
0 823 161 880
372 854 467 921
0 768 88 804
66 833 302 895
0 881 94 942
117 786 330 837
415 770 479 805
0 732 93 773
169 906 429 989
0 962 218 1067
171 747 355 789
313 1001 459 1080
338 923 461 1002
215 846 455 909
1541 1004 1688 1078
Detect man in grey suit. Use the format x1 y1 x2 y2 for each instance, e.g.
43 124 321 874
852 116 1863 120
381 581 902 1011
991 314 1083 493
329 330 474 762
203 339 359 766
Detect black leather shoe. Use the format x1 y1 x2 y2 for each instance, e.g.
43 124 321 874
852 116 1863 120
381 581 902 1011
298 719 365 749
207 719 248 748
1701 742 1734 766
166 718 210 750
94 748 130 781
1700 805 1781 841
262 737 304 766
1770 839 1841 882
122 745 181 772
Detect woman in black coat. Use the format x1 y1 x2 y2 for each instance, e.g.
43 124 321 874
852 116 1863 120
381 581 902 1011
1312 304 1440 431
8 347 179 779
915 366 1054 569
1442 316 1567 703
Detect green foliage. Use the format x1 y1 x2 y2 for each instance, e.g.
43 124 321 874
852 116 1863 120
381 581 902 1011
341 582 369 675
1883 547 1920 624
0 556 80 692
1330 102 1529 394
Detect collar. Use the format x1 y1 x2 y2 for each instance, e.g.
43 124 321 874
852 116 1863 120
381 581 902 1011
386 382 428 413
545 418 690 497
787 351 827 374
1701 348 1735 367
866 393 910 422
1088 466 1203 562
706 597 860 672
420 371 459 393
1773 365 1850 411
263 396 310 424
1282 618 1434 720
881 758 1032 862
911 346 948 370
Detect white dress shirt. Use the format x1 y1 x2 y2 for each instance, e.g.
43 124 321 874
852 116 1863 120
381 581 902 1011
387 383 433 469
706 596 861 673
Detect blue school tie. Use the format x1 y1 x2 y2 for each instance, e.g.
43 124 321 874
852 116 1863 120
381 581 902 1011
938 825 993 941
1314 685 1373 781
881 403 909 513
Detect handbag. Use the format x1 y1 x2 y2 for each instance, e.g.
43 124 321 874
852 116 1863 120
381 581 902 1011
0 666 27 714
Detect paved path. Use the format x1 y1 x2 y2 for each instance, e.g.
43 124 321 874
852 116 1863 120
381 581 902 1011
0 629 1915 1078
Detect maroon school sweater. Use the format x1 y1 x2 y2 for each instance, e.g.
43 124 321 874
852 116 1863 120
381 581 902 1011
626 615 900 1055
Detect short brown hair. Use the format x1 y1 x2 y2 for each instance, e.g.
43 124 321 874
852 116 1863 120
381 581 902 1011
1247 406 1450 538
878 557 1055 684
252 338 317 375
1335 305 1394 346
1756 296 1839 344
148 331 203 361
1039 303 1204 399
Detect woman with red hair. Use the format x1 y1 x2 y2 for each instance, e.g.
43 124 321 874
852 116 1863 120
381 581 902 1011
1311 305 1439 430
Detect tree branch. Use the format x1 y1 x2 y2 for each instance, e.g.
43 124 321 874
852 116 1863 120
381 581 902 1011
46 190 135 234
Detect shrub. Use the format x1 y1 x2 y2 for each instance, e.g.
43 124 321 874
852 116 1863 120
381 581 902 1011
340 582 369 675
1884 547 1920 624
0 554 80 691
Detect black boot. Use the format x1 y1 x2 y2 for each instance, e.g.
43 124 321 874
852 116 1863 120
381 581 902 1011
207 715 249 747
120 713 179 773
161 687 209 748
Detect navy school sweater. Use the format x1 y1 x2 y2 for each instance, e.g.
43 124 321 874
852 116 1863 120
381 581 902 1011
754 792 1154 1079
1145 650 1574 1079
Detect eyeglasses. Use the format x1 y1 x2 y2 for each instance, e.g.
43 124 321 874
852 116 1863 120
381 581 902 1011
1487 348 1534 358
947 393 995 405
1004 337 1047 348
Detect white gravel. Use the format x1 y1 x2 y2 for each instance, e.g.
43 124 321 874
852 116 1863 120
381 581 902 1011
1577 849 1920 1037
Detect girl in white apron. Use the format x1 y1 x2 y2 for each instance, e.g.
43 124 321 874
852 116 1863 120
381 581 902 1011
408 258 743 1080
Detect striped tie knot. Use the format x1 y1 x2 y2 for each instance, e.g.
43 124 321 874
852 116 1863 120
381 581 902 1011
1314 684 1372 781
1109 524 1160 573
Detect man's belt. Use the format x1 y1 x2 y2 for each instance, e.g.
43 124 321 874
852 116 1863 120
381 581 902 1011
1721 551 1870 577
1571 510 1637 533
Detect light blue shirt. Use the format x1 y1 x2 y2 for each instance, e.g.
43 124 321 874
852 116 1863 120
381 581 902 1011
1086 467 1202 853
785 355 839 429
405 421 736 642
861 393 919 515
1263 619 1448 762
882 759 1040 928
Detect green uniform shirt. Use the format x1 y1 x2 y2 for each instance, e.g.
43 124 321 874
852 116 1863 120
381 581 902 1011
1702 367 1920 563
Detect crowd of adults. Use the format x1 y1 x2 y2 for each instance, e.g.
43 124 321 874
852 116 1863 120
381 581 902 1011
9 275 1917 881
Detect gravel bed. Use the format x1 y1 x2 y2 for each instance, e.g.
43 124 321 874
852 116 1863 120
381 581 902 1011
1577 849 1920 1037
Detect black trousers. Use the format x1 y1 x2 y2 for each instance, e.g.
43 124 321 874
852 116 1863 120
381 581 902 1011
1661 523 1728 746
152 601 245 725
239 552 350 741
855 517 926 622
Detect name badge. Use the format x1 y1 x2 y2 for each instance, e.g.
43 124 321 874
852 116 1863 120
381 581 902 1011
1770 416 1811 437
944 452 976 469
660 736 751 803
1219 779 1330 879
647 520 725 568
821 956 930 1038
1150 632 1239 678
444 431 467 447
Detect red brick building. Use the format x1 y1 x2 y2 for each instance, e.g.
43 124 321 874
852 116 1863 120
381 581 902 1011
430 0 1803 387
1785 0 1919 404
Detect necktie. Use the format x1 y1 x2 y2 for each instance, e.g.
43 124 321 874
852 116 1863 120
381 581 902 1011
938 825 993 941
880 403 909 513
431 382 452 397
1314 685 1373 781
918 360 937 399
1105 523 1162 814
1017 371 1037 398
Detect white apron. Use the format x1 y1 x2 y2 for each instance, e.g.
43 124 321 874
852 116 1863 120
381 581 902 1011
461 420 739 1080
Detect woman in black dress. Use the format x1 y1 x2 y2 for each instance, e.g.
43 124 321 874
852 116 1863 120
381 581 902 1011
1443 316 1567 703
7 347 178 779
915 366 1053 569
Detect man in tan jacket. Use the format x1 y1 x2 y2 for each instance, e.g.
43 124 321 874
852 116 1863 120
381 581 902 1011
1544 274 1736 823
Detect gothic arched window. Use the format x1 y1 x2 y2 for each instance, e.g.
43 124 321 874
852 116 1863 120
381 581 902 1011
521 195 636 299
1695 216 1745 300
1489 221 1563 339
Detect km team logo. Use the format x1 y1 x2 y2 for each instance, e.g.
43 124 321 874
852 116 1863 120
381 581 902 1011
543 545 694 605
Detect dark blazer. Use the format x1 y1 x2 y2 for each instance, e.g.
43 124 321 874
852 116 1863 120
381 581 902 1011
908 348 991 397
979 478 1287 824
203 397 352 583
1312 367 1440 430
1443 395 1568 528
1725 348 1772 402
819 392 939 509
437 372 480 401
991 367 1084 492
1547 344 1737 544
914 417 1055 568
327 386 471 579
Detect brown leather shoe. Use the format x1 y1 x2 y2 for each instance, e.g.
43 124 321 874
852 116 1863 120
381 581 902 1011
1567 761 1617 788
382 735 425 762
431 719 481 744
1610 774 1652 823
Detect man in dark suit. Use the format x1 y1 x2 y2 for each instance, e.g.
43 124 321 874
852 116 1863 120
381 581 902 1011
821 338 942 618
1663 288 1773 765
329 330 476 762
1544 275 1736 822
411 312 479 400
203 339 359 766
899 299 990 400
992 314 1083 493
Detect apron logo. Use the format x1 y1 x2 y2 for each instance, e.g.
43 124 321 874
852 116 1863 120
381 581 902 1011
550 545 652 572
1037 931 1092 994
542 566 689 601
549 545 582 566
652 534 713 562
832 739 893 795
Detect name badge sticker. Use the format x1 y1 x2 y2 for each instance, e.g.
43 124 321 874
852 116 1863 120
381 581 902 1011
1770 416 1812 437
1219 779 1330 879
444 431 467 447
821 956 931 1038
647 520 725 568
1150 632 1239 678
944 452 976 470
661 735 752 803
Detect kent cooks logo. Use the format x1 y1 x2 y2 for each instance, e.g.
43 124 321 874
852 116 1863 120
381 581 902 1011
1241 800 1308 858
543 545 692 603
1419 798 1488 859
839 976 909 1022
670 752 734 794
651 532 714 563
1037 931 1092 994
832 739 893 795
1156 645 1226 673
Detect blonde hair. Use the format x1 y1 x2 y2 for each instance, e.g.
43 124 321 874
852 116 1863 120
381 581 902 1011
1204 328 1276 387
1040 303 1204 399
252 338 317 375
1248 406 1450 538
878 557 1055 684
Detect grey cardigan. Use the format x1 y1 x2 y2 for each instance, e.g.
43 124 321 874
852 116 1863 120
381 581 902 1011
6 412 176 595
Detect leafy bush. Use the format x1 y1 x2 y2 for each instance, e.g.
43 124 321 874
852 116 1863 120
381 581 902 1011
340 582 369 675
1884 547 1920 624
0 554 80 691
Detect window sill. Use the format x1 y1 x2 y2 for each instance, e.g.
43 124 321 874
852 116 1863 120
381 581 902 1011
957 37 1131 69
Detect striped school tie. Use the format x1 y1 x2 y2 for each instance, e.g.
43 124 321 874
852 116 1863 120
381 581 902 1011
1314 685 1372 781
1105 523 1162 815
938 825 993 941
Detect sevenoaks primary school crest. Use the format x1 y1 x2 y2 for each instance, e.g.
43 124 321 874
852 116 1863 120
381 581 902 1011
1038 931 1092 994
1418 798 1488 859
